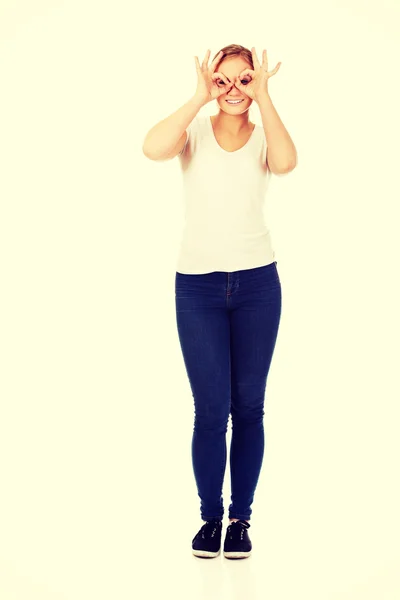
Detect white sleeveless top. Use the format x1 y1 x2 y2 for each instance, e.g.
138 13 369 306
176 115 275 274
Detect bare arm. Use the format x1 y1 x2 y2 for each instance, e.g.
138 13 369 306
142 95 205 161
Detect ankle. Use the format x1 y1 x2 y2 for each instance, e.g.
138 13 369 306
229 518 250 524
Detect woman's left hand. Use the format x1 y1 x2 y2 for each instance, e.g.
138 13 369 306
234 47 281 102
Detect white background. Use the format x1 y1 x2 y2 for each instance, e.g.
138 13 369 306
1 1 399 599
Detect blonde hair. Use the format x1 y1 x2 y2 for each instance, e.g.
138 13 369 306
212 44 254 71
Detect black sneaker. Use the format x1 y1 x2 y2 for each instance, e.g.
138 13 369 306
223 520 252 559
192 518 223 558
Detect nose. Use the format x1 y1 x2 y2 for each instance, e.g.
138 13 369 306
227 87 241 95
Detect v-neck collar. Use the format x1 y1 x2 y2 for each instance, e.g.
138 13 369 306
207 115 257 154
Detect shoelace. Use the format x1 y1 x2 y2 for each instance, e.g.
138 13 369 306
200 519 222 539
227 520 250 540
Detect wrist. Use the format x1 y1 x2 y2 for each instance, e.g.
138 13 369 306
254 90 270 104
191 94 209 108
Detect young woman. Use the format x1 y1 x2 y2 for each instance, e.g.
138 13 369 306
142 44 297 559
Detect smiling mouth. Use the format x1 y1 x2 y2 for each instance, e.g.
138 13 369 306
226 99 244 104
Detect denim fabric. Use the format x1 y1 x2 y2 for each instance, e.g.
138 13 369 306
175 261 282 521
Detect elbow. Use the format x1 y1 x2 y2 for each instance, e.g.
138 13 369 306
142 141 155 160
269 163 296 175
283 159 297 174
142 133 158 160
270 157 298 175
285 151 298 173
142 146 153 160
142 146 159 161
142 142 169 162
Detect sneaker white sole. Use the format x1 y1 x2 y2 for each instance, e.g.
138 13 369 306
223 550 252 559
192 548 221 558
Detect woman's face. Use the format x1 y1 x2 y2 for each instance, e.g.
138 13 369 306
214 56 254 115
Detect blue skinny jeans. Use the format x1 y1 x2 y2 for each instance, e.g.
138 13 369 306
175 261 282 521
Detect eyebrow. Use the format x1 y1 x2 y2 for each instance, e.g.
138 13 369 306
221 74 234 82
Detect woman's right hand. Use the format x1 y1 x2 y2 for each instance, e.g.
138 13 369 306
194 50 234 105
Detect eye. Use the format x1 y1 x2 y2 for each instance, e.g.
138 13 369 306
217 78 251 86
